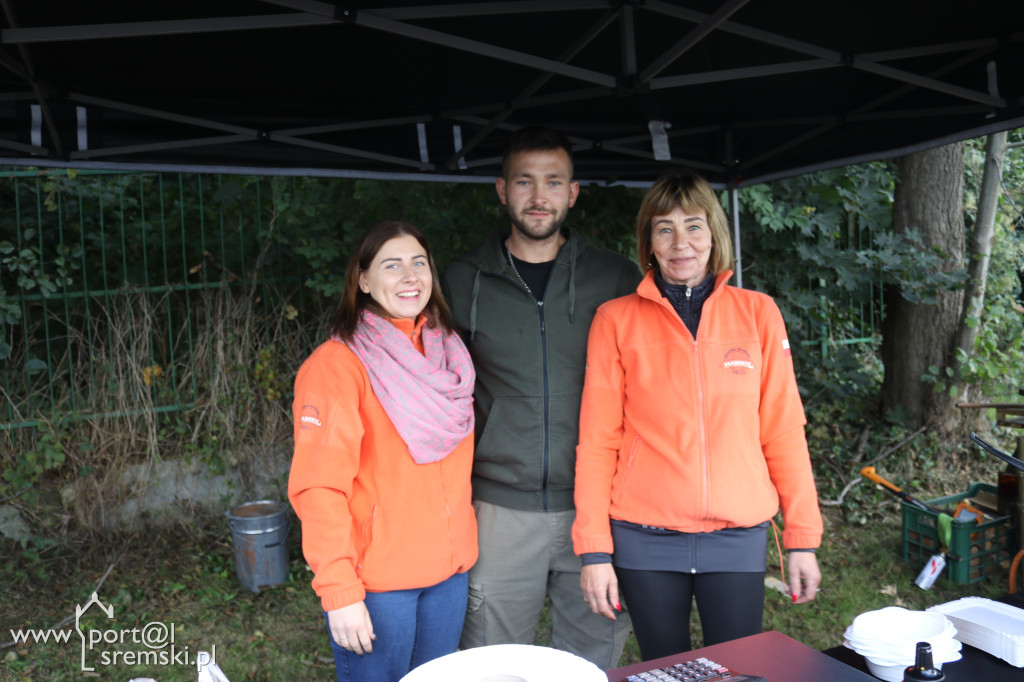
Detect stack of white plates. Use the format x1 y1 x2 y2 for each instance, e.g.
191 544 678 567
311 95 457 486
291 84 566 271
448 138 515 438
843 606 961 681
928 596 1024 667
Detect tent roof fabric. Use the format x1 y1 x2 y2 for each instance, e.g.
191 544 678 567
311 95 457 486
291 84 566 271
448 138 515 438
1 1 1023 186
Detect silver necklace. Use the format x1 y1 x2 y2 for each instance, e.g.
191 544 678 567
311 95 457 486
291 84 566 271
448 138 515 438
505 243 535 299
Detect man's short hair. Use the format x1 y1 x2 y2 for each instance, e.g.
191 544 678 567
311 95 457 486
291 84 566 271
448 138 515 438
501 127 574 179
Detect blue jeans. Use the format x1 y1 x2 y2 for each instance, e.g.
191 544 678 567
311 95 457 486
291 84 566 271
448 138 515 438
324 572 468 682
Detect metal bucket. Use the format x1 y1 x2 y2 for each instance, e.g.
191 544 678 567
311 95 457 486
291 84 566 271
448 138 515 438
225 500 291 592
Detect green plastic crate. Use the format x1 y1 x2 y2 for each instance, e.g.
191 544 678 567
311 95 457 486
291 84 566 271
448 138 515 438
900 482 1010 584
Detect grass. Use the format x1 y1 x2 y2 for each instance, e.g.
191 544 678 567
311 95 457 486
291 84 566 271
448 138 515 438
1 503 1015 681
1 521 330 681
762 504 1009 651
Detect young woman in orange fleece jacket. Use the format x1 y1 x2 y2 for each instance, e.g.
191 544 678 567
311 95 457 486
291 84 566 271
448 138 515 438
289 221 478 682
572 174 823 661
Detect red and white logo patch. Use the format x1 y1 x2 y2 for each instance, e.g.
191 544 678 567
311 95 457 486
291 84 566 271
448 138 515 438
300 403 322 431
722 347 755 374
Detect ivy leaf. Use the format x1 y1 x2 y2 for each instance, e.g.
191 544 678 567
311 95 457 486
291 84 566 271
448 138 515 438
24 358 48 373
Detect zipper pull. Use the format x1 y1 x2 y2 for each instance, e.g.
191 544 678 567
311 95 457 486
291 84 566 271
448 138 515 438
686 287 692 299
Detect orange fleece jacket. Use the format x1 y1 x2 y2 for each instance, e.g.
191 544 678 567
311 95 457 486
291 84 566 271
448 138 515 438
288 317 477 612
573 271 822 555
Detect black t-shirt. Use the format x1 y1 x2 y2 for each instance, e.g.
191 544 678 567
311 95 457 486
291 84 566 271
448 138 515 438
508 250 556 301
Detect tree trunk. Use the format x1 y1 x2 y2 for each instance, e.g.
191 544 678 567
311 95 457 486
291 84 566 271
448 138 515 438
880 142 966 428
948 131 1008 397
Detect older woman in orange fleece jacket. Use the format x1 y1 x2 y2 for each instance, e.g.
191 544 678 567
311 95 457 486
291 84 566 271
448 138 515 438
572 174 822 661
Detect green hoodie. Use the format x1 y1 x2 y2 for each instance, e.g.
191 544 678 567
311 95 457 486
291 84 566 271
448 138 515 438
442 229 642 512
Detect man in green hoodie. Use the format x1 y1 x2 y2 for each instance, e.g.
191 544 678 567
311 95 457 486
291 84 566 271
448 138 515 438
442 127 640 669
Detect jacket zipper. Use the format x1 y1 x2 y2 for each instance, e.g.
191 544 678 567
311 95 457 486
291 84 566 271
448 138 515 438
499 270 553 511
539 298 550 511
682 285 711 529
694 335 709 531
656 282 709 528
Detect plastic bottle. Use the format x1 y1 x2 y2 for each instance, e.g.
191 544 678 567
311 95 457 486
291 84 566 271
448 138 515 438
902 641 945 681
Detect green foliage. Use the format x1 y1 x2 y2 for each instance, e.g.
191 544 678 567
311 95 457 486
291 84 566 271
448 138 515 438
255 176 361 299
739 165 888 317
740 162 968 313
218 175 504 299
254 345 286 402
0 230 82 360
858 229 967 304
733 157 1013 415
572 182 645 257
248 176 641 301
737 165 891 410
1 427 67 509
956 131 1024 396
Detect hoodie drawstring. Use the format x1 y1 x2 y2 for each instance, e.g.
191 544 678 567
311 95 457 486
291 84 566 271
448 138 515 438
468 269 481 341
467 232 579 335
568 236 577 324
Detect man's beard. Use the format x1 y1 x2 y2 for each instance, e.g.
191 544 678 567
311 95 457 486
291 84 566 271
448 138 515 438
507 205 566 242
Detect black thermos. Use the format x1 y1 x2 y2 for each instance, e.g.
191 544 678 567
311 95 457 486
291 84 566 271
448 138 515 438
902 641 946 681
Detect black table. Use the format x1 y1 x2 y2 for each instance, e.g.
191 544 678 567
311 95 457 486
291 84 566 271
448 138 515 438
823 592 1024 682
607 630 877 681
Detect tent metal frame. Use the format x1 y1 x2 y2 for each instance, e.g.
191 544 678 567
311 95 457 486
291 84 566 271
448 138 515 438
0 1 1021 186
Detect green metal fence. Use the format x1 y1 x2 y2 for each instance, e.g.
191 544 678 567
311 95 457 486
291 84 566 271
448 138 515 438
804 219 885 358
0 170 313 432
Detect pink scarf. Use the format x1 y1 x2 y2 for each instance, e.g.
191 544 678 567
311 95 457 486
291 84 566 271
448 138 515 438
341 311 475 464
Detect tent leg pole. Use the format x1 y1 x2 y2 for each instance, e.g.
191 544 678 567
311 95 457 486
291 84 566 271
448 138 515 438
730 187 742 289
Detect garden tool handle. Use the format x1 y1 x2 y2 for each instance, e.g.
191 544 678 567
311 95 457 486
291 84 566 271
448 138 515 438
860 465 902 494
860 466 941 514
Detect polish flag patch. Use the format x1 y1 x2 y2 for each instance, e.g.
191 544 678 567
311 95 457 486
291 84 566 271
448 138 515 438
782 339 791 357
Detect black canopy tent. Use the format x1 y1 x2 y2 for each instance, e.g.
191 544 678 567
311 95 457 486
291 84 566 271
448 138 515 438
0 1 1022 187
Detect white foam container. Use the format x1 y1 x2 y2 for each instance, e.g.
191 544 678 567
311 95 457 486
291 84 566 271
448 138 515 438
843 606 961 679
850 606 953 640
844 638 961 663
864 658 906 681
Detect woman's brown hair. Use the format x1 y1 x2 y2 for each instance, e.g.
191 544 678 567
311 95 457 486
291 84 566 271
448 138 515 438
330 220 453 341
636 173 734 278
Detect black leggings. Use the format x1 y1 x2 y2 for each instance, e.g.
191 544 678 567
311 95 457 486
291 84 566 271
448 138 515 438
616 568 765 661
